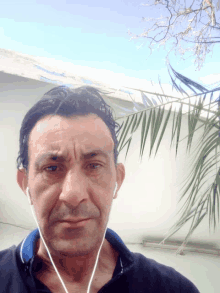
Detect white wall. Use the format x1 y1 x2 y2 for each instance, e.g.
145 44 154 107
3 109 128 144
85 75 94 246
106 96 220 247
0 72 219 292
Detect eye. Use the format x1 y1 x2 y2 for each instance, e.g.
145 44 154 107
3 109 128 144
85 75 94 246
43 164 102 175
87 163 102 171
44 165 59 172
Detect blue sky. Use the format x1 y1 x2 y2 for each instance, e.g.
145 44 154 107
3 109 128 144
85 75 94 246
0 0 220 87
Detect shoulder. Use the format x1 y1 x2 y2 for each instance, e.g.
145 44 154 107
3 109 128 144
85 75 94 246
129 252 200 293
0 245 17 274
0 245 29 293
0 245 16 263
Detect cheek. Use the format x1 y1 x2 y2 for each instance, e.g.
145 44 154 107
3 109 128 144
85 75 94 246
98 195 113 219
33 185 60 222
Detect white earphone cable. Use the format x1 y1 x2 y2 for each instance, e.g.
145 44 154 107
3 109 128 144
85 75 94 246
26 182 117 293
86 183 117 293
28 193 69 293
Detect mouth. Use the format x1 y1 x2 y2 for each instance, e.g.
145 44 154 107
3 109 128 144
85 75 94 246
58 218 91 228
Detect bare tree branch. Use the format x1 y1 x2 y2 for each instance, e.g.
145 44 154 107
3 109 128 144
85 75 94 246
129 0 220 70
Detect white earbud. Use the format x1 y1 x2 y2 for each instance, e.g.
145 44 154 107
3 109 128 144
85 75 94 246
113 182 118 198
26 187 32 205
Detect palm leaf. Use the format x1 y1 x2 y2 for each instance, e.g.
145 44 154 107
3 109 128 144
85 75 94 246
105 64 220 254
154 104 173 158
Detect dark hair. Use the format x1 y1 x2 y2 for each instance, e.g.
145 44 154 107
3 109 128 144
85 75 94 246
16 85 122 172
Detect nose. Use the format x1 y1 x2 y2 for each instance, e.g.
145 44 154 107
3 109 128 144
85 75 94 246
59 169 89 207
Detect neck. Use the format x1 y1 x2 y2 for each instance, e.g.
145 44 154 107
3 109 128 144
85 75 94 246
35 238 118 285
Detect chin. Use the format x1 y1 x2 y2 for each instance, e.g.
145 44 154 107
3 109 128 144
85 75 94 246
49 237 98 257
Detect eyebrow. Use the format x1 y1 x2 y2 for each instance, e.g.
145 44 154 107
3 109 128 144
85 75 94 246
35 149 109 168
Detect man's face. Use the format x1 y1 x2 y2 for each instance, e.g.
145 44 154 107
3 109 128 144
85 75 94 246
23 114 123 257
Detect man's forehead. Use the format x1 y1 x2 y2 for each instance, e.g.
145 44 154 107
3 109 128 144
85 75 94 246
30 114 114 148
32 115 113 141
33 137 114 157
37 147 111 161
47 142 113 154
33 147 113 168
29 114 115 166
35 114 102 133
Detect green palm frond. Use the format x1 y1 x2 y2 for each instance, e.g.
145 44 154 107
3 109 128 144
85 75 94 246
105 66 220 254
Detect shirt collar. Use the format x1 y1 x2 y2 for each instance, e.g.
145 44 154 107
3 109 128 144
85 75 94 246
19 227 125 265
20 228 40 264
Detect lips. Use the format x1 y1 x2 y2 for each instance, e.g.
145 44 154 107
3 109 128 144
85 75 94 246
57 218 92 227
58 218 91 228
60 218 90 223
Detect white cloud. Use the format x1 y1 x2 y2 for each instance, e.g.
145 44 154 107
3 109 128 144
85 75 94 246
199 73 220 85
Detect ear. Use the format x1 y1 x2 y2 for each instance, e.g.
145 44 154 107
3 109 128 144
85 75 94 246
114 163 125 199
17 169 29 197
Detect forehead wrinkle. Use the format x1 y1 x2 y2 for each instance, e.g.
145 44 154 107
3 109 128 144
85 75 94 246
34 151 67 168
35 147 111 169
32 120 114 167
